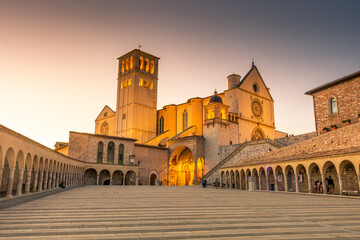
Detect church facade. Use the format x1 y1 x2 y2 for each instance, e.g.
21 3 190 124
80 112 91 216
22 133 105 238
83 49 286 186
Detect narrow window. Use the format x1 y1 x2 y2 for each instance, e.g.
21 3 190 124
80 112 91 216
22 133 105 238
139 78 143 86
220 109 226 119
128 79 131 86
130 56 134 70
329 97 338 114
139 57 144 70
97 142 103 163
149 82 153 90
145 59 150 72
125 58 129 71
124 81 128 88
121 82 124 89
150 61 155 74
121 61 125 74
159 116 164 134
207 109 214 119
182 110 188 130
118 144 124 165
107 141 115 164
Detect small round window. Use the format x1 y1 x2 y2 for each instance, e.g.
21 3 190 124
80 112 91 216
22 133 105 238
253 83 258 92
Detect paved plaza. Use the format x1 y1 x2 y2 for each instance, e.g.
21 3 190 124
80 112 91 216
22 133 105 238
1 186 360 239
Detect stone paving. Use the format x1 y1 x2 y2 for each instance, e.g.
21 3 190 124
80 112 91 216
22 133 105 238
1 186 360 239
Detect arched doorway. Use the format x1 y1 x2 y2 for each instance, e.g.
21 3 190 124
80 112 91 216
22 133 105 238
246 169 251 190
296 164 309 193
340 160 359 193
150 173 157 185
125 171 136 185
235 170 240 189
275 166 285 191
169 147 195 186
309 163 322 193
99 169 110 185
323 161 339 194
251 127 265 141
252 169 259 190
285 165 296 192
259 167 266 190
267 167 275 191
84 168 97 185
240 170 246 190
112 170 124 185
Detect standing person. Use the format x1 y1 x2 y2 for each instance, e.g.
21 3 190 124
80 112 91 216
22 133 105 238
326 176 334 194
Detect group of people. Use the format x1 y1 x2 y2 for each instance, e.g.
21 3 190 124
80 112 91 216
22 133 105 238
314 176 334 194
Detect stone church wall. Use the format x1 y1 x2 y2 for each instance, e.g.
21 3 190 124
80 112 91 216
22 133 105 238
312 76 360 133
134 144 168 185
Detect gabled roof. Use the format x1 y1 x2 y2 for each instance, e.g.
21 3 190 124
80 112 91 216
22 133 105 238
95 105 115 121
305 70 360 95
238 64 274 101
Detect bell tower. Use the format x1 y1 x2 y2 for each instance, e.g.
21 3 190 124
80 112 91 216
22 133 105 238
115 49 160 143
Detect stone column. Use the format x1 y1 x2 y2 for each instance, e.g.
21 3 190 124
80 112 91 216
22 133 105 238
25 169 32 194
136 175 139 186
32 171 38 192
307 174 312 193
266 174 270 191
48 172 53 190
321 173 327 194
194 158 198 185
6 167 16 197
16 168 25 195
52 172 56 189
97 174 99 185
220 175 223 188
38 171 44 191
295 172 299 193
274 172 278 191
0 167 4 189
284 174 288 192
123 174 125 186
339 173 344 195
110 175 112 186
258 175 262 190
43 171 48 190
56 173 59 188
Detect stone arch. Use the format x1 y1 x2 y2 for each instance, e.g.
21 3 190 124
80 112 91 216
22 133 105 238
99 169 110 185
252 168 259 190
296 164 309 193
112 170 124 185
251 127 265 141
246 169 251 190
107 141 115 164
339 160 359 193
275 166 285 191
226 171 230 188
125 170 136 185
229 170 234 188
235 170 240 189
308 162 322 193
149 170 158 186
285 165 296 192
169 146 195 186
84 168 97 185
220 171 225 187
240 169 246 190
1 148 15 196
259 167 266 190
322 161 340 194
267 167 275 191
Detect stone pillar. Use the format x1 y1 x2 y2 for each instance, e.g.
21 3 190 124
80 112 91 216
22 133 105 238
6 167 16 197
339 173 344 195
38 172 44 192
284 174 288 192
110 175 112 186
56 173 59 188
16 168 25 196
295 172 299 193
266 174 270 191
52 172 56 189
136 175 138 186
32 171 38 192
43 171 48 190
245 177 248 190
274 172 278 191
307 174 312 193
258 175 262 190
123 174 125 186
321 173 327 194
194 157 198 185
25 169 32 194
97 174 99 185
0 167 4 189
48 172 53 190
220 175 223 188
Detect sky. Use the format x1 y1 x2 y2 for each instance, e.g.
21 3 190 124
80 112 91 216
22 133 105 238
0 0 359 148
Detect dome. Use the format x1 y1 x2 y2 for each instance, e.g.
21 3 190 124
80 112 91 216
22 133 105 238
209 90 223 104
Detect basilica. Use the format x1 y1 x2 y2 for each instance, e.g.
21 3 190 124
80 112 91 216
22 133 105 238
0 49 359 197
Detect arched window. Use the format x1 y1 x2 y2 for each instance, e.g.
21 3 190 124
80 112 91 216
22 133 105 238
125 58 129 71
145 59 150 72
150 61 155 74
118 144 124 165
329 97 338 114
182 110 188 130
130 56 134 70
220 109 226 119
139 57 144 70
107 141 115 164
207 109 214 119
159 116 164 134
101 122 109 135
121 60 125 74
97 142 103 164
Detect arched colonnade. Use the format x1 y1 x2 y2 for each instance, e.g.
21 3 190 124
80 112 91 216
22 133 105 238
220 156 360 195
